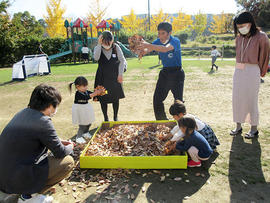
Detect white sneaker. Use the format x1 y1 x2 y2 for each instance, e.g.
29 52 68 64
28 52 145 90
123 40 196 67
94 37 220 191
76 137 86 144
18 194 53 203
82 132 92 139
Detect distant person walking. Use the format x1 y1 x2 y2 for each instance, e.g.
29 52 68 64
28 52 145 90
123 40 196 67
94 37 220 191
210 45 221 72
230 11 269 138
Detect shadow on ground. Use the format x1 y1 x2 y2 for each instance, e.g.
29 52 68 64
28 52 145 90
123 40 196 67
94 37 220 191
82 152 219 203
229 135 270 202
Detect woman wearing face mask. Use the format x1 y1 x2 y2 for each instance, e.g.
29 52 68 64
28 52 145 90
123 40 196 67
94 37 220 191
230 11 269 138
0 84 74 203
94 31 126 121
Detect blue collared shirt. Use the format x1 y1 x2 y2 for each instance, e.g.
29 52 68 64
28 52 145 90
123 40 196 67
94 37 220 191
152 35 182 67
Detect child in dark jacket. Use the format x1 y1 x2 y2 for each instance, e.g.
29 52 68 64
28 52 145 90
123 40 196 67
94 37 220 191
176 115 213 167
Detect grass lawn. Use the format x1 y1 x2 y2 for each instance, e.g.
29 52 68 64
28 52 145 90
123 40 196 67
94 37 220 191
0 56 269 203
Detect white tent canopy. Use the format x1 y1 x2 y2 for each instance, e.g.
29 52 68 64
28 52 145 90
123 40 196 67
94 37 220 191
12 54 51 80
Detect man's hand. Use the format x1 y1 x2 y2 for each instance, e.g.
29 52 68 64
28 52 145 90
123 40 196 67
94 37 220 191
61 140 75 149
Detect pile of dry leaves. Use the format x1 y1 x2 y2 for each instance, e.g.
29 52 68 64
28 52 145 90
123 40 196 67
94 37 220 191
86 124 174 157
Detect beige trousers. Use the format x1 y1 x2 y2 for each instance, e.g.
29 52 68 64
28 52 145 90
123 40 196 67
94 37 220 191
40 155 74 193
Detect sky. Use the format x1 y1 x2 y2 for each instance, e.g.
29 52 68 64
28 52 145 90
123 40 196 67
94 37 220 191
7 0 239 20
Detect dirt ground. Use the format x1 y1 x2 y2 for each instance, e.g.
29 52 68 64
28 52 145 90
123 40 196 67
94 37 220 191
0 61 270 203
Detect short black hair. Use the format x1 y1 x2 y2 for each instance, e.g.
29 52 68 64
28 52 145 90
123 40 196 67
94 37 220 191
157 22 172 33
28 84 62 111
169 100 186 116
212 45 217 49
233 11 259 37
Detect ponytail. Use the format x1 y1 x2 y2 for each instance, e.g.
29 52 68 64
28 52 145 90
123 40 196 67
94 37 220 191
68 82 74 94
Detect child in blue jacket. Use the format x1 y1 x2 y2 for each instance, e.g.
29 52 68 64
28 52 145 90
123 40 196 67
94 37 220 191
176 115 213 167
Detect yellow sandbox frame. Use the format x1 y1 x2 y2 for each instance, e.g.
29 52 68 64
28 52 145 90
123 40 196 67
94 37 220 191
80 120 187 169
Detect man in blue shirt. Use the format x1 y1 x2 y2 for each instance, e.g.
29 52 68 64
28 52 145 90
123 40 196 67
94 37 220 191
139 22 185 120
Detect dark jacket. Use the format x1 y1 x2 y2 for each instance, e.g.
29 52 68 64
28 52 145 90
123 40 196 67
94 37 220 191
176 130 213 158
0 108 72 194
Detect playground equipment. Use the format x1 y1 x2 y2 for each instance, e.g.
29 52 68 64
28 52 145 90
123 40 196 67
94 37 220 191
48 18 133 63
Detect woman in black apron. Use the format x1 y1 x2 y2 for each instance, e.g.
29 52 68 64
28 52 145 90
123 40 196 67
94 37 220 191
94 31 126 121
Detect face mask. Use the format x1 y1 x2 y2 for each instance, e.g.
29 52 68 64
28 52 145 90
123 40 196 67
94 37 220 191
238 25 250 35
49 107 57 117
102 45 111 49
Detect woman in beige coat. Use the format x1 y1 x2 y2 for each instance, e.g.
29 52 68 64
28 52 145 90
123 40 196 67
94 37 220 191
230 11 269 138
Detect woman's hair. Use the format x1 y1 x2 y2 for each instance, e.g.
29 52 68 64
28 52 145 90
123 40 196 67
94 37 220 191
178 115 197 138
233 11 259 37
212 45 217 49
169 100 186 116
102 30 114 45
157 22 172 33
69 76 88 93
28 84 62 111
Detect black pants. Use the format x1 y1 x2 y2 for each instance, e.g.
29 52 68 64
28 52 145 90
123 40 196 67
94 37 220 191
153 67 185 120
100 100 119 121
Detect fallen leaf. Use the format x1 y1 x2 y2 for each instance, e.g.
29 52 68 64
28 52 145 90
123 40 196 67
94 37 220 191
242 179 247 185
174 177 182 181
72 187 77 192
160 176 165 182
201 173 205 177
185 180 190 183
166 173 170 177
195 173 201 177
132 184 139 188
153 170 161 174
142 173 147 177
130 193 135 200
184 196 190 200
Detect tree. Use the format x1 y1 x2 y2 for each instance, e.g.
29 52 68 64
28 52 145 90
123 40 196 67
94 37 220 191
44 0 66 38
11 11 45 38
235 0 270 28
192 11 207 37
210 12 227 34
120 9 144 34
86 0 108 37
172 10 193 32
150 9 170 32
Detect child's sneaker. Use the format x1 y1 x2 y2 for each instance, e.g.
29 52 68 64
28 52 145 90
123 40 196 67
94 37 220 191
187 160 201 167
18 194 53 203
82 132 92 139
75 137 86 144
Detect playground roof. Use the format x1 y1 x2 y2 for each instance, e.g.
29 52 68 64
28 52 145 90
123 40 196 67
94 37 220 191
96 20 112 28
73 18 88 28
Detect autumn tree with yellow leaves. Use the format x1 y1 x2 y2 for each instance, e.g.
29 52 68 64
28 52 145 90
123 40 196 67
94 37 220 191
172 10 193 31
150 9 170 32
120 9 144 34
44 0 66 38
86 0 108 37
192 11 207 37
211 12 234 34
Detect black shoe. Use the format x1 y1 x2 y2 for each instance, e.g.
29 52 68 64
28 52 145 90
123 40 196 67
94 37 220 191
216 66 218 71
244 131 259 139
230 128 242 136
114 117 118 121
104 117 109 122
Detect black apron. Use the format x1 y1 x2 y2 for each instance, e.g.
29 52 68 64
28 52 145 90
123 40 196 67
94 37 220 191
94 45 125 103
